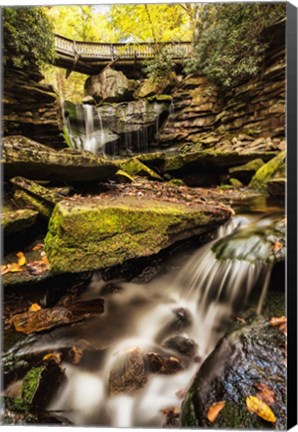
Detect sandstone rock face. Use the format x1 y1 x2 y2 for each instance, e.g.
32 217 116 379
84 67 134 103
45 194 232 273
3 68 65 149
159 20 285 150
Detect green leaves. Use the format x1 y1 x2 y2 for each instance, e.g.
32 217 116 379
185 3 286 89
3 6 55 70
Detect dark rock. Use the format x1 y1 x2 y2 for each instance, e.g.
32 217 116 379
229 158 265 184
163 335 197 359
181 308 286 429
267 178 286 198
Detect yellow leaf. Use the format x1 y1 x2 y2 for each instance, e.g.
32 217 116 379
246 395 276 423
43 353 62 363
16 252 26 266
207 401 226 423
29 303 41 312
9 264 24 273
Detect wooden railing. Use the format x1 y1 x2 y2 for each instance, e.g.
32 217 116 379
54 34 192 61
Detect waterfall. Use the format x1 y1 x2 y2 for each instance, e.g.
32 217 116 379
36 213 275 427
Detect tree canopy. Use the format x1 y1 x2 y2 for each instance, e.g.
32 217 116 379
185 3 286 89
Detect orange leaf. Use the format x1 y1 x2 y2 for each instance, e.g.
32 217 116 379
16 252 26 267
246 395 276 423
272 241 283 254
254 383 275 405
32 244 44 251
207 401 226 423
29 303 41 312
41 256 49 266
43 353 62 363
270 316 287 326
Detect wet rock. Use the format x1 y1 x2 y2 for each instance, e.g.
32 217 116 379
108 348 148 395
21 359 66 409
181 305 286 430
11 298 104 334
212 217 285 264
45 193 232 273
1 403 71 425
160 356 183 375
163 335 197 359
146 352 183 375
82 95 96 105
267 178 286 198
147 352 163 373
2 135 117 182
1 209 38 235
249 151 286 192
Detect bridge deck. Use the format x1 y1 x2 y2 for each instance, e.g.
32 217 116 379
54 34 192 75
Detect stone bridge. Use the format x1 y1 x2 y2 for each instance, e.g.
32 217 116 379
54 33 192 76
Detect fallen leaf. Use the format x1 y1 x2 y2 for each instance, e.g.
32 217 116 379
246 395 276 423
207 401 226 423
41 256 50 266
32 244 44 251
272 241 283 254
43 353 62 363
279 322 287 336
270 316 287 326
16 252 26 266
1 265 10 276
8 264 24 273
254 383 275 405
29 303 41 312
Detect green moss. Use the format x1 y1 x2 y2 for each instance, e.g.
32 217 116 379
22 366 43 405
4 397 30 413
229 178 243 187
168 178 186 187
229 158 264 174
249 151 286 191
114 169 134 183
62 126 72 148
45 197 228 273
116 157 162 180
14 190 53 219
181 392 198 427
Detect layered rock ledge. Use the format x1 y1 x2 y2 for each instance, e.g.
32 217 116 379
45 191 233 273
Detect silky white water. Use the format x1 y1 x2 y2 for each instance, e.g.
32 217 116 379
23 213 272 427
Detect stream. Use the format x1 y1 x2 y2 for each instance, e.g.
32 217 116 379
4 199 284 427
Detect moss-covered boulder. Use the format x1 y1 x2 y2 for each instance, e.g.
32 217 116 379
137 72 177 98
249 151 286 191
229 158 265 184
115 157 162 181
163 150 277 177
2 135 117 182
45 195 232 273
181 293 286 430
1 209 38 235
11 177 63 219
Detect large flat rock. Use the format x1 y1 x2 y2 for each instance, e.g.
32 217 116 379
2 136 117 182
45 192 232 273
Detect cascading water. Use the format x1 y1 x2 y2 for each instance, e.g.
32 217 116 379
63 99 171 158
15 212 277 427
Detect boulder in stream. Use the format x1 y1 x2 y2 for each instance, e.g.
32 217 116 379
181 293 287 429
45 193 232 273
